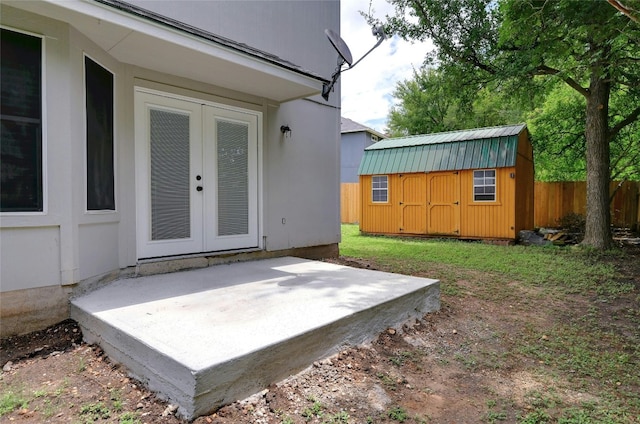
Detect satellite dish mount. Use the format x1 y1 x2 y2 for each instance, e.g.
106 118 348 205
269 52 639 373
322 25 386 101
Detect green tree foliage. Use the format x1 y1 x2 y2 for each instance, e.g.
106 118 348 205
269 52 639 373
370 0 640 249
386 67 530 137
528 83 587 182
387 68 456 136
529 83 640 182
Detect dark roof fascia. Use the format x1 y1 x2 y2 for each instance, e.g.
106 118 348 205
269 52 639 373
94 0 329 84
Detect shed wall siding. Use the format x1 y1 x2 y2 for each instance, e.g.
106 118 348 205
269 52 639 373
459 168 516 239
515 131 535 232
360 175 396 234
361 167 519 239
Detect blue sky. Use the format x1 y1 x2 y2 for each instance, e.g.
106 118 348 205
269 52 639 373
339 0 433 133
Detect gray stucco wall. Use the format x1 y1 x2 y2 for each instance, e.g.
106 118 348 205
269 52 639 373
124 0 339 81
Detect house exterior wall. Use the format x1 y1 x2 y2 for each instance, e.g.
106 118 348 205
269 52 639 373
0 1 340 336
341 132 372 183
1 7 73 334
124 0 337 79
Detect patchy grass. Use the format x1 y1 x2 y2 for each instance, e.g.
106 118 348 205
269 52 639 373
338 224 640 422
340 225 632 297
0 386 28 416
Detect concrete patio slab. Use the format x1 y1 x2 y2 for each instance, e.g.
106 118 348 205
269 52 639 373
71 256 439 419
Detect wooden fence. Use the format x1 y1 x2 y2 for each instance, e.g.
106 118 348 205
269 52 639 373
340 183 360 224
534 180 640 228
341 181 640 229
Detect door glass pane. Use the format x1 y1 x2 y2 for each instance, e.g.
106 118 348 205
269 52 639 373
150 109 190 240
217 120 248 236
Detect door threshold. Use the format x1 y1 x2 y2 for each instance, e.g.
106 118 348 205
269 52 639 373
138 247 262 264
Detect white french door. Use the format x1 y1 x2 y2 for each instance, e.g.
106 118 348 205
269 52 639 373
135 90 259 259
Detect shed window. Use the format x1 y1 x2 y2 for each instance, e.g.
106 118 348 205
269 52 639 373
473 169 496 201
85 56 115 210
1 28 43 212
372 175 388 202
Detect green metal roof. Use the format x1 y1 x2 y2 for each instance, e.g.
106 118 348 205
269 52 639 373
358 124 526 175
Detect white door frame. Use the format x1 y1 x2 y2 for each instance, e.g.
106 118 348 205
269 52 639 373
134 88 262 259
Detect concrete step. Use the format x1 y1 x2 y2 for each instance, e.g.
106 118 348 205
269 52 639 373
71 257 439 420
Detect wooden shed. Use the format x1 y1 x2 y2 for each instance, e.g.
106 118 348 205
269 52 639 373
358 124 534 240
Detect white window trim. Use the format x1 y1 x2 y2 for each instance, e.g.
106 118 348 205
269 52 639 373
0 25 47 216
473 169 497 202
372 175 389 203
83 52 117 215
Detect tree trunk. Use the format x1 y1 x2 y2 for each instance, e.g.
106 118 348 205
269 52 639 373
581 72 612 250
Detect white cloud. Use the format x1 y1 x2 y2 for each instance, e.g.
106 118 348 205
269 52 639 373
339 0 433 133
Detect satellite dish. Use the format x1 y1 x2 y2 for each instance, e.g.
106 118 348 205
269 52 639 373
322 25 387 100
325 29 353 66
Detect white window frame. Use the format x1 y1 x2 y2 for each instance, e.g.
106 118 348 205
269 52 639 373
473 169 496 202
372 175 388 203
0 25 47 216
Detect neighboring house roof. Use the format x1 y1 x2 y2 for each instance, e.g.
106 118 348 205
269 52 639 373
358 124 527 175
9 0 325 102
341 117 387 140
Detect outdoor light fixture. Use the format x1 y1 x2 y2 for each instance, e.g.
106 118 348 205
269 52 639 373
280 125 292 137
321 25 386 101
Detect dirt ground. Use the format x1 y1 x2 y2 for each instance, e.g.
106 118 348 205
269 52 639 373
1 244 639 423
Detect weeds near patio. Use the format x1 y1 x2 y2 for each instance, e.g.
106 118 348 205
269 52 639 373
0 387 28 416
387 406 408 422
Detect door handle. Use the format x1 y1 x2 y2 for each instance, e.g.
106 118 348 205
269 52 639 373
197 186 203 192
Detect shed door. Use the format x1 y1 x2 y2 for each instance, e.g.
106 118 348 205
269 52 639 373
427 172 460 235
399 174 427 234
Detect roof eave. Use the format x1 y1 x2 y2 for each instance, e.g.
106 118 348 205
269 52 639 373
7 0 327 103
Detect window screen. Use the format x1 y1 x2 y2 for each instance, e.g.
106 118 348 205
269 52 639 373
1 28 43 212
372 175 388 202
473 169 496 201
85 57 115 210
